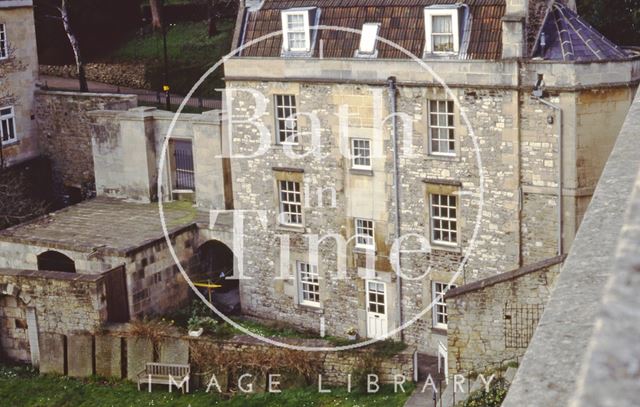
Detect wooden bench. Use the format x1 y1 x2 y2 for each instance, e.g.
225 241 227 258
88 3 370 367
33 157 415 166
137 363 191 393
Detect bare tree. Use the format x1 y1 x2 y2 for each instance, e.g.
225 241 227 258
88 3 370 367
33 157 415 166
150 0 164 31
59 0 88 92
40 0 88 92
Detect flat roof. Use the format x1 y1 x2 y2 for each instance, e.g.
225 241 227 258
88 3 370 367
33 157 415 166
0 198 200 255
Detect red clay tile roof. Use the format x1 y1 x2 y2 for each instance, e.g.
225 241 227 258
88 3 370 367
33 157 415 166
238 0 505 60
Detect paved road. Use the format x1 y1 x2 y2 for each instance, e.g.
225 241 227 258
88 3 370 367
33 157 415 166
39 75 221 110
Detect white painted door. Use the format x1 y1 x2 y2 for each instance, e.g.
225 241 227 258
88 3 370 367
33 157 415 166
366 280 388 338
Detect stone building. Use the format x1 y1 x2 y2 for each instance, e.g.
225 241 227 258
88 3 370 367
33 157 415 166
0 0 38 168
222 0 639 359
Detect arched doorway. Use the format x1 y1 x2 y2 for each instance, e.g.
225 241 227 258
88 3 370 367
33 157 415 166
0 295 30 364
37 250 76 273
195 240 239 314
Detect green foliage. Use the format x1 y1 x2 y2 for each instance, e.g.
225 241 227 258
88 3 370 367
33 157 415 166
578 0 640 46
0 365 414 406
459 378 509 407
109 20 234 97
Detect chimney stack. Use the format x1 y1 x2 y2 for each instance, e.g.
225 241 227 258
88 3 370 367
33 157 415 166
502 0 528 59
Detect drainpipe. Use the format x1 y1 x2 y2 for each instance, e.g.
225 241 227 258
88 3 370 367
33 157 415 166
387 76 404 341
534 96 564 256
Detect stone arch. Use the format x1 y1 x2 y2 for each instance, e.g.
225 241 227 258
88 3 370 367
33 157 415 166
37 250 76 273
193 239 240 314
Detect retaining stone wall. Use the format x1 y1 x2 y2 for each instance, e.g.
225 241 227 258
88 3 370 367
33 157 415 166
446 262 560 374
40 64 150 90
39 328 415 388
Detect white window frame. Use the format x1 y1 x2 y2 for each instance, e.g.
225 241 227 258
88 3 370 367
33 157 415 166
366 280 387 315
278 180 303 226
281 10 311 52
297 261 320 307
424 8 460 54
351 138 372 170
430 193 458 246
274 94 298 145
358 23 380 54
355 218 375 250
0 23 7 60
432 281 456 329
0 106 17 146
428 100 456 156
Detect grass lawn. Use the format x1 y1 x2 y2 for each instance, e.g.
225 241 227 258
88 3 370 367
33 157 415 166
109 20 235 97
0 366 414 407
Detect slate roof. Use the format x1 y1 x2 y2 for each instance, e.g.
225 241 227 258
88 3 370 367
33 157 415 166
238 0 505 60
531 2 629 61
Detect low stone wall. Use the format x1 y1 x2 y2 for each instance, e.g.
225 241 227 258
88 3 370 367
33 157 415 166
40 63 150 90
39 326 415 388
35 90 137 203
0 268 109 336
445 256 565 375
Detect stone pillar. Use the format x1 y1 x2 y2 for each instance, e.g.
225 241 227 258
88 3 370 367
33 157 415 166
193 111 226 209
502 0 527 59
119 107 159 202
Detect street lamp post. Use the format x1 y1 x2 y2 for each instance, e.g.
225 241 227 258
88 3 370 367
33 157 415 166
162 21 171 111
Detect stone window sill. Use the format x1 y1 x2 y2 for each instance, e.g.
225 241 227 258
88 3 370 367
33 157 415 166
1 140 20 148
295 303 324 314
349 168 374 177
430 243 462 254
425 153 461 163
276 224 305 234
431 327 448 336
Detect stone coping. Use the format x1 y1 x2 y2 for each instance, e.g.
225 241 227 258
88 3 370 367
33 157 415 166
0 266 121 282
503 88 640 406
445 255 566 300
35 89 137 100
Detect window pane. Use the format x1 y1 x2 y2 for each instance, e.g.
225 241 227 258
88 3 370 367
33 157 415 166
432 16 452 33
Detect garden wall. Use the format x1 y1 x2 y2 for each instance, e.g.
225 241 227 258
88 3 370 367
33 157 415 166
35 90 137 203
38 326 416 389
445 256 565 375
40 64 150 90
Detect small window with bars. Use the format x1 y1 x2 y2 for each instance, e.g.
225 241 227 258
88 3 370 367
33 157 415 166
172 140 195 191
278 180 303 226
430 193 458 245
429 100 455 155
297 261 320 306
0 106 17 145
355 218 375 250
275 95 298 144
0 24 7 60
351 138 372 170
433 281 456 329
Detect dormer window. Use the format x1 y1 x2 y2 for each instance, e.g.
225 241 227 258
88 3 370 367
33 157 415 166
281 10 311 52
424 7 461 54
357 23 380 56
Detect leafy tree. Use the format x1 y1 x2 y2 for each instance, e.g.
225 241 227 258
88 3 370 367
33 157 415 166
578 0 640 46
